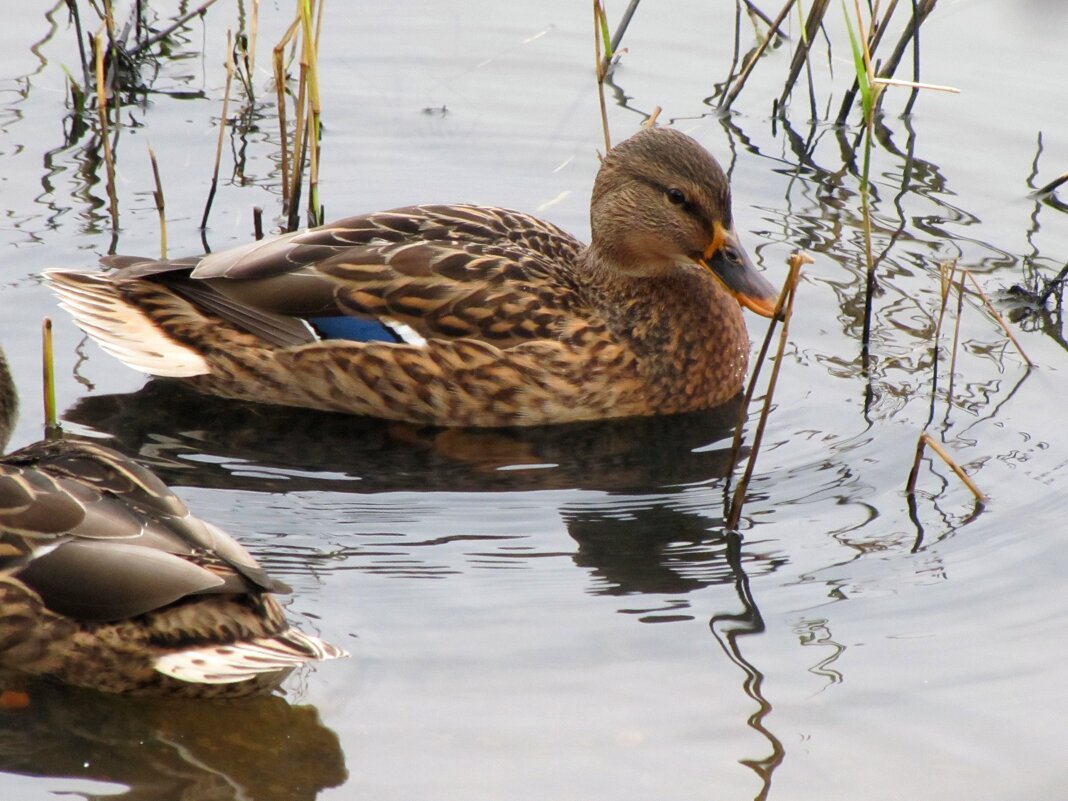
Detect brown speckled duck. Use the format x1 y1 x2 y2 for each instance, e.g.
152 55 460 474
46 127 777 427
0 349 345 697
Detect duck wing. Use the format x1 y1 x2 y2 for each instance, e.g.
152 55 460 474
186 204 593 348
0 439 283 621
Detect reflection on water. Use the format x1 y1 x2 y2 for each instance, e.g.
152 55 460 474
564 499 785 598
711 533 782 801
66 379 794 794
65 380 747 494
0 676 345 800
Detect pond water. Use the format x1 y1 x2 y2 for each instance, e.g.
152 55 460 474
2 1 1068 799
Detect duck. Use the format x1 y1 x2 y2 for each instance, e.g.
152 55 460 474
46 126 778 428
0 347 346 697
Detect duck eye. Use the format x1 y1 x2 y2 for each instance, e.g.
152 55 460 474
666 187 687 206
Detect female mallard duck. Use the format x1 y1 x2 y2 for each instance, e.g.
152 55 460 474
0 349 345 697
47 127 777 427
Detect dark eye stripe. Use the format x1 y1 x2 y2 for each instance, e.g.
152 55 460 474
633 175 714 225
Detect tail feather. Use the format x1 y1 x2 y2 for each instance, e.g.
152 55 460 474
154 627 348 685
44 270 210 378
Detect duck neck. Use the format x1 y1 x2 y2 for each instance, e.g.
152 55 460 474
578 247 749 412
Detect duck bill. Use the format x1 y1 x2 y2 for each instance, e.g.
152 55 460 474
699 224 779 319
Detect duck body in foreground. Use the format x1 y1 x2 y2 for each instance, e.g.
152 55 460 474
0 440 343 696
47 127 777 427
0 393 345 697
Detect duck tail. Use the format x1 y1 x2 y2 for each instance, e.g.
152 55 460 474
44 270 210 378
153 626 348 685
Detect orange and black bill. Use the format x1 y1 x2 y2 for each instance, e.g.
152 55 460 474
699 223 779 318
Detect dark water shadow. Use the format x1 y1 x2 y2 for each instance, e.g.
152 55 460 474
64 380 747 495
563 499 786 598
0 676 346 801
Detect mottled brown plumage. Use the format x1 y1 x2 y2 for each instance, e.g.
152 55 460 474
47 127 778 427
0 350 345 697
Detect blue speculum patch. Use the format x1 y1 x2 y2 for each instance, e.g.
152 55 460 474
308 316 401 342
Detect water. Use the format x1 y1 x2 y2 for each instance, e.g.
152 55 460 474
2 1 1068 799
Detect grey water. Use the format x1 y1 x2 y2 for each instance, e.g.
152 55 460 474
2 1 1068 799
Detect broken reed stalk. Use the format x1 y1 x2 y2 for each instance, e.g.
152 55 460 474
272 18 299 210
606 0 641 63
299 0 323 227
201 29 236 230
1034 169 1068 197
720 0 797 111
126 0 220 59
68 0 91 88
874 0 939 115
933 259 957 342
593 0 612 150
906 432 987 503
249 0 260 77
742 0 792 35
778 0 829 111
945 270 965 407
93 26 119 232
41 318 60 439
726 251 810 531
287 58 309 231
963 270 1036 368
147 143 167 258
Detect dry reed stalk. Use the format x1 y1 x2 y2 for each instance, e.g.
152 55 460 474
963 270 1036 368
41 318 59 438
873 76 958 93
726 251 810 531
67 0 91 87
147 143 167 258
593 0 611 150
933 259 957 342
93 26 119 232
200 30 236 230
602 0 641 74
299 0 323 226
875 0 940 115
945 270 965 408
1034 170 1068 196
249 0 260 76
127 0 221 58
778 0 829 110
287 59 309 230
905 432 987 503
272 18 300 209
720 0 797 111
642 106 662 128
742 0 791 35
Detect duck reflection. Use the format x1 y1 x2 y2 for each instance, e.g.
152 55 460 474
65 380 746 494
68 381 786 797
0 676 346 800
66 381 790 599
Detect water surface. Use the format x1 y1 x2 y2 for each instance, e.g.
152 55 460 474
2 2 1067 799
